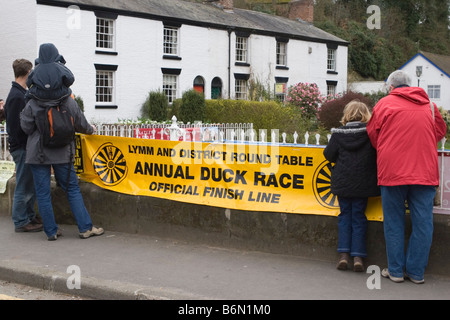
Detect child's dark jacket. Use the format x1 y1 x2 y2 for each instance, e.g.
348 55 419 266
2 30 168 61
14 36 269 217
26 43 74 102
323 122 380 198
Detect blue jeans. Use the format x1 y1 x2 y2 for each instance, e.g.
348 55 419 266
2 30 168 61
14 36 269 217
11 149 37 228
30 163 93 237
380 185 435 281
337 197 368 257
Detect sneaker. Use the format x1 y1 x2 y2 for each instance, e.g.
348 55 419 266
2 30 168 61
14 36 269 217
47 229 63 241
381 268 404 283
353 257 364 272
79 226 104 239
405 274 425 284
15 222 43 233
336 253 349 270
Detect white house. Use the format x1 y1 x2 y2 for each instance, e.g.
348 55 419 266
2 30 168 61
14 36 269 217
399 51 450 111
0 0 348 123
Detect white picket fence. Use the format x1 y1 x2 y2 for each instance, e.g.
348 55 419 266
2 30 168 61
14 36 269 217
96 116 327 145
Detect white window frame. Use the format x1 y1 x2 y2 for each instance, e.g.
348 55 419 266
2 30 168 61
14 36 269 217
235 79 248 100
236 36 248 63
163 74 178 103
163 26 179 56
327 48 336 72
96 70 115 104
276 42 287 66
96 18 115 51
428 85 441 100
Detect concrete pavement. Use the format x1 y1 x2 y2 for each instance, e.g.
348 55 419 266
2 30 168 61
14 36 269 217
0 216 449 301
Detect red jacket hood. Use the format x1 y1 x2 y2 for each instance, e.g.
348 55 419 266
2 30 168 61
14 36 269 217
389 86 430 105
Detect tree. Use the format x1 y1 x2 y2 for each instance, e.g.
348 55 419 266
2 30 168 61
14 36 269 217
314 0 450 80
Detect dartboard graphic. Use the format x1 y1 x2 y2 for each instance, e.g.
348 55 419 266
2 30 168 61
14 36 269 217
92 143 128 186
312 160 339 209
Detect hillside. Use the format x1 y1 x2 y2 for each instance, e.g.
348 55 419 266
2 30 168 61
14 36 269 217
313 0 450 80
187 0 450 81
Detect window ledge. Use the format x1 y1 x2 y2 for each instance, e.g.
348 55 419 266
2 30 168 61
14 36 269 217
276 66 289 70
95 50 118 56
95 105 118 109
163 55 182 61
235 62 250 67
327 70 338 75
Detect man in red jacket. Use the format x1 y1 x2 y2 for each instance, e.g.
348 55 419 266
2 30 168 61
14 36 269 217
367 70 447 284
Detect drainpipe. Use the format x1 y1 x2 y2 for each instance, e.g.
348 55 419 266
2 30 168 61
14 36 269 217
227 27 232 99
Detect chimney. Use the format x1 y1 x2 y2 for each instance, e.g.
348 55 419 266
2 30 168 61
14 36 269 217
219 0 234 12
289 0 314 23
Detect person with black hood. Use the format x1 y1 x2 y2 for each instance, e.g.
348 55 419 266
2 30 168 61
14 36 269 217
20 43 104 241
323 100 380 272
25 43 74 102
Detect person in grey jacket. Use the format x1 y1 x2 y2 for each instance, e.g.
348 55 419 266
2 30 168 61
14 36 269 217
20 44 104 241
323 100 379 272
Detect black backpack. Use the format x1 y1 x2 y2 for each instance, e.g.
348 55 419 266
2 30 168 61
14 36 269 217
36 103 76 188
37 104 75 149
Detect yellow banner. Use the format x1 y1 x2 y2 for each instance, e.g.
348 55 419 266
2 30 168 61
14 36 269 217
75 135 383 221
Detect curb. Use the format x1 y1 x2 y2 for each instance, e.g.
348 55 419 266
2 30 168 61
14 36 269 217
0 260 211 300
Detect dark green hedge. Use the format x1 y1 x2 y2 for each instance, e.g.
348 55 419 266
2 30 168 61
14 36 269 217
204 100 302 133
170 98 329 144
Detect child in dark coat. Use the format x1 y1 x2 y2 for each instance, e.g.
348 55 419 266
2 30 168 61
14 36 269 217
323 100 380 272
26 43 74 102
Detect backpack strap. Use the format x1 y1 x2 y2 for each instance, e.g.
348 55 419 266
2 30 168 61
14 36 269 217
36 106 52 164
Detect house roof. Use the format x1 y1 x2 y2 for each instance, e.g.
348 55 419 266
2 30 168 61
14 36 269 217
420 51 450 78
400 51 450 79
37 0 348 45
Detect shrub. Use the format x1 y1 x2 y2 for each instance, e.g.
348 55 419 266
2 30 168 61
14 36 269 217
179 90 205 123
73 95 84 112
168 98 182 119
438 106 450 138
363 90 387 107
286 83 323 119
141 90 169 121
205 99 314 142
317 91 373 130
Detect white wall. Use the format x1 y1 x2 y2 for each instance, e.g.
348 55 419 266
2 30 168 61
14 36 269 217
279 40 348 96
349 81 386 94
2 2 348 123
177 25 230 100
0 0 37 100
401 55 450 110
33 5 233 123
